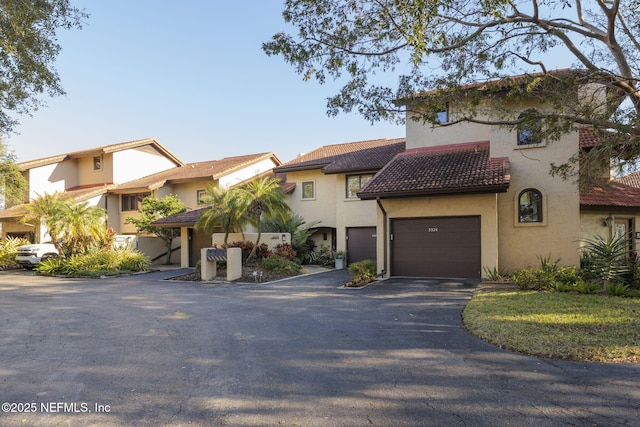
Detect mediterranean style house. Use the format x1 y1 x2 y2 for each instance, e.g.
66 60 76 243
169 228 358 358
0 138 282 266
279 71 640 279
274 138 406 264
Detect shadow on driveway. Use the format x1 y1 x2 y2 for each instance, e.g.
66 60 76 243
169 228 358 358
0 269 637 426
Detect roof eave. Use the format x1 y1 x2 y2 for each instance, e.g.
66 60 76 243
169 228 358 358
358 184 510 200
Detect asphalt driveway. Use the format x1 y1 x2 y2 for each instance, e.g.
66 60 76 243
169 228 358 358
0 268 638 426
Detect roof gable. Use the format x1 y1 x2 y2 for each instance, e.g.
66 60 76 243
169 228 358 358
17 138 184 171
113 152 280 192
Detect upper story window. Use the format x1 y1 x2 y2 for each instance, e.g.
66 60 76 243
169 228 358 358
196 189 206 205
518 189 543 223
435 103 449 124
517 111 542 146
122 193 150 211
301 181 315 200
93 155 103 171
346 173 373 198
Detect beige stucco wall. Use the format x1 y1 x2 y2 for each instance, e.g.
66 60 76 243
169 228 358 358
77 154 114 186
375 193 499 278
285 170 337 228
580 211 640 254
284 169 380 252
405 96 582 273
219 158 279 189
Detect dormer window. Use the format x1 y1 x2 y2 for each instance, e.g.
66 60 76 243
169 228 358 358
517 111 542 146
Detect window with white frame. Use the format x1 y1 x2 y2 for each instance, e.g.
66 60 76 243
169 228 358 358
196 189 206 205
93 155 103 171
301 181 315 200
346 173 374 198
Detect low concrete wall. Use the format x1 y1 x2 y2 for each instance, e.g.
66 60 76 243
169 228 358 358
200 247 242 281
212 233 291 249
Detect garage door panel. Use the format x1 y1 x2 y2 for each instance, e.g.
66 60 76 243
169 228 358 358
391 216 481 278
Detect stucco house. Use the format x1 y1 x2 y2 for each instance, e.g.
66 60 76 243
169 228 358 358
274 138 406 264
353 72 640 279
0 138 183 242
0 138 282 266
117 152 282 266
272 71 640 280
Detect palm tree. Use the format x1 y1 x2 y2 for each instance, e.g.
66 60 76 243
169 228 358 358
23 192 67 254
23 193 107 257
195 184 246 245
240 176 291 262
59 200 108 257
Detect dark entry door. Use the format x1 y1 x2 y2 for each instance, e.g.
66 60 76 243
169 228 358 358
346 227 377 264
391 216 481 278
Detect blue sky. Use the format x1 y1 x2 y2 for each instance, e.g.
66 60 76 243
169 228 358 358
8 1 404 164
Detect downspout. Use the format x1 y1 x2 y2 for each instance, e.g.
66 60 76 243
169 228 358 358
376 197 388 277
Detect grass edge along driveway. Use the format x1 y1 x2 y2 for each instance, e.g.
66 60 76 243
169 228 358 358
462 290 640 363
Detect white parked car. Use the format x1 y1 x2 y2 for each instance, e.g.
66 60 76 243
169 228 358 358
15 243 60 267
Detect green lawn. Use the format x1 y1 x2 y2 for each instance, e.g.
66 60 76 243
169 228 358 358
462 291 640 363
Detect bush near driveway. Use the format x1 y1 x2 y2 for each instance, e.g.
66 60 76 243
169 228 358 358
35 247 150 277
463 291 640 363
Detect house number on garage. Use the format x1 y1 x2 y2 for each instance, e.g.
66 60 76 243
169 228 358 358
428 227 438 232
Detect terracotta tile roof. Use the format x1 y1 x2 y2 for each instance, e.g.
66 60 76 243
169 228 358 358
402 69 582 102
358 142 511 199
615 171 640 188
152 207 207 227
580 181 640 209
17 138 184 170
113 152 280 192
275 138 406 173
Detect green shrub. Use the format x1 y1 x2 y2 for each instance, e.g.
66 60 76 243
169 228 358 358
511 268 557 290
260 255 302 275
36 248 149 276
555 265 583 285
0 236 30 269
34 257 65 275
348 259 377 284
575 281 601 294
482 265 509 282
605 282 630 297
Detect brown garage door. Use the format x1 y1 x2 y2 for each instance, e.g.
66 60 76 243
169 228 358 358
346 227 377 264
391 216 481 278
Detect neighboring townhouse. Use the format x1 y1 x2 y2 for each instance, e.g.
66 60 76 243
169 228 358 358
355 71 640 279
0 138 183 242
118 152 282 267
0 139 282 267
274 138 406 264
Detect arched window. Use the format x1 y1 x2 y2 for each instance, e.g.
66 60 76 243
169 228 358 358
518 189 543 223
517 111 542 145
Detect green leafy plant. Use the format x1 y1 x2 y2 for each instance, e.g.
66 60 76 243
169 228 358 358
575 281 601 294
34 256 65 275
510 268 557 291
0 236 30 269
482 266 509 282
347 259 377 286
581 235 631 288
260 255 302 275
605 282 630 297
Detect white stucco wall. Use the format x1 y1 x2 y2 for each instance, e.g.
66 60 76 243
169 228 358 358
28 162 78 200
218 158 278 189
112 148 178 184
